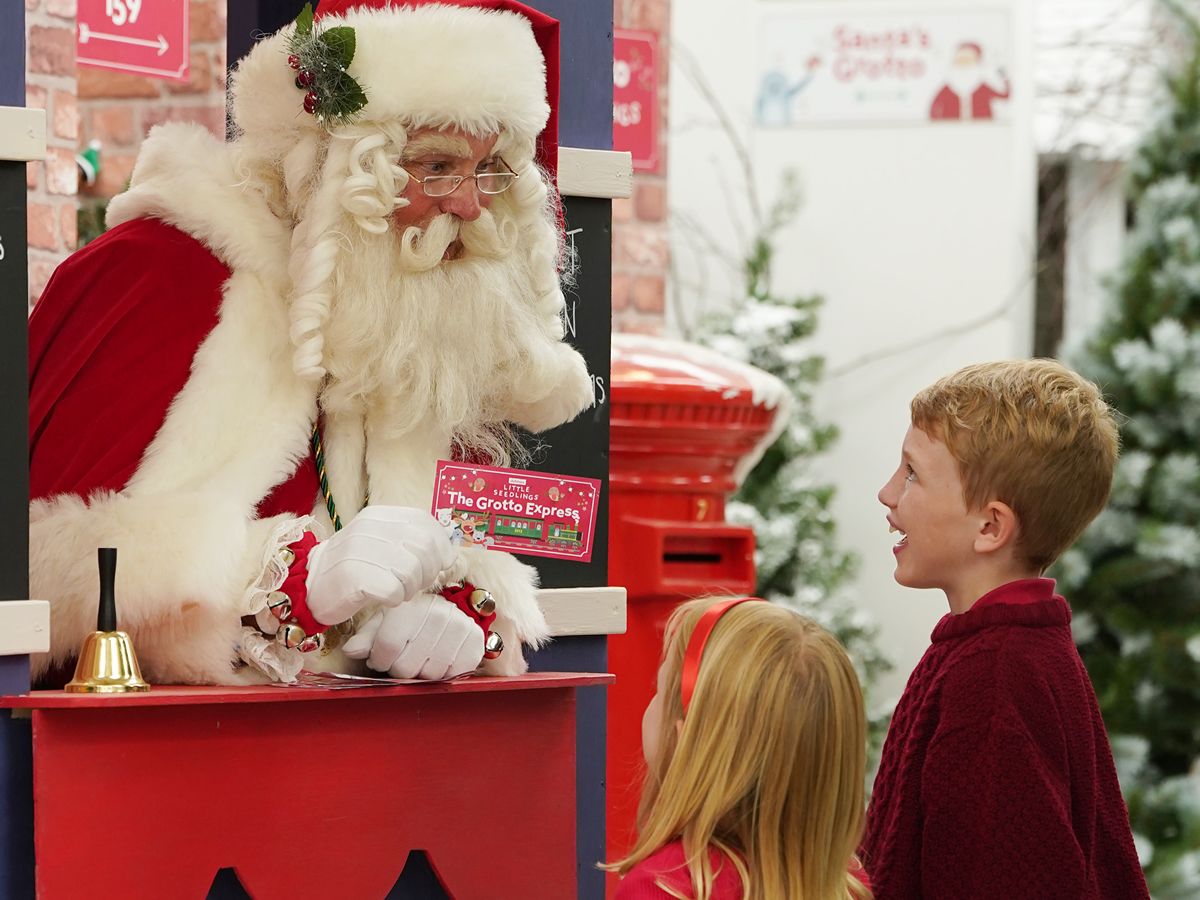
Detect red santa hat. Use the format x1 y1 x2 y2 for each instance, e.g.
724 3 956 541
231 0 560 179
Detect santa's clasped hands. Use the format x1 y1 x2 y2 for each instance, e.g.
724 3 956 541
305 506 486 679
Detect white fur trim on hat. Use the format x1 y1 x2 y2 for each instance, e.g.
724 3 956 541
231 4 549 157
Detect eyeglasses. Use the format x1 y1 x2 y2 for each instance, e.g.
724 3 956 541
402 157 519 198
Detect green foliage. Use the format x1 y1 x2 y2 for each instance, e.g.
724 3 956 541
295 1 314 35
288 3 368 123
692 172 893 752
76 198 110 249
1056 13 1200 892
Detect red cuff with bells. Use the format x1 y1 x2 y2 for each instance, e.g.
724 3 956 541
439 581 497 635
280 530 326 635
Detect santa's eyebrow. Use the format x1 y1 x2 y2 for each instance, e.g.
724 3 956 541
402 134 473 160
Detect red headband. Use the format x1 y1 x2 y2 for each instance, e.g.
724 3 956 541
680 597 764 715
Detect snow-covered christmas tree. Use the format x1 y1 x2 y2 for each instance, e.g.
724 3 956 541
688 173 893 743
1055 18 1200 894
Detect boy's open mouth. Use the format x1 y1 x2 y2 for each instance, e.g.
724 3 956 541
889 524 909 547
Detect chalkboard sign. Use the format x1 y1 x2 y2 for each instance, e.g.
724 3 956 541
1 0 29 607
0 162 29 603
523 195 611 590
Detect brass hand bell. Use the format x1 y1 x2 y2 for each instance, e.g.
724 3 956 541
65 548 150 693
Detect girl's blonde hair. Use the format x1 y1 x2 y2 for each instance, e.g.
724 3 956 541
609 598 871 900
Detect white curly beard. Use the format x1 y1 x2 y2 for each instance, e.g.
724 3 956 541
318 204 576 464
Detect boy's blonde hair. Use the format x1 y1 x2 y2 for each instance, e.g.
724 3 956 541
609 598 871 900
911 358 1119 570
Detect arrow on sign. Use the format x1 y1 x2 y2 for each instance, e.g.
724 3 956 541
78 22 169 56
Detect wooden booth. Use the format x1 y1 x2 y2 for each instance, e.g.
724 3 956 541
0 2 631 897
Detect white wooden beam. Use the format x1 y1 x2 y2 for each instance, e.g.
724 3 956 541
0 600 51 656
557 147 633 200
0 106 47 162
538 586 627 637
0 589 625 656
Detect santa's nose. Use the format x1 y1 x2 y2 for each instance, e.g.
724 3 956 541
438 181 486 222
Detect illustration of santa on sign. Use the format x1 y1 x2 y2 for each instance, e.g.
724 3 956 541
929 40 1010 120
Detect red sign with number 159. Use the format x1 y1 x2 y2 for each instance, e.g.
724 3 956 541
77 0 190 82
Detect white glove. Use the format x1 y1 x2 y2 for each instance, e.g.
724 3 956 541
305 506 455 626
342 594 485 680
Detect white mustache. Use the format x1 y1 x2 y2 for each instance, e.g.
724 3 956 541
396 209 518 272
397 215 461 271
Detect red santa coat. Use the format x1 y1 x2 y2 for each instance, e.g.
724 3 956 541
28 123 576 684
30 218 317 517
929 79 1011 120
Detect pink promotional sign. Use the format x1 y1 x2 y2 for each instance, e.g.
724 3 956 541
613 29 660 173
77 0 190 82
432 461 601 563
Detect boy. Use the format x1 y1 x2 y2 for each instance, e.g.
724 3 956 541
862 360 1148 899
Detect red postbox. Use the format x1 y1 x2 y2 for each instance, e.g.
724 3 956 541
606 334 788 873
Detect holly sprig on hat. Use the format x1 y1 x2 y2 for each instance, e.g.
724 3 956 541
286 2 367 123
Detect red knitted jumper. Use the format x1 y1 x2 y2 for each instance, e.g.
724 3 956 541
862 579 1148 900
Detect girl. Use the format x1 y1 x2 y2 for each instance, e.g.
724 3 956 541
607 597 872 900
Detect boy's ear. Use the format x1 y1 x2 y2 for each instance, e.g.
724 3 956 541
974 500 1018 556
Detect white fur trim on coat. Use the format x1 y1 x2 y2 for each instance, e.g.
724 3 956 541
107 123 292 285
30 493 293 685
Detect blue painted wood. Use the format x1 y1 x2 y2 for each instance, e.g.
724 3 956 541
0 0 25 107
525 0 613 151
528 636 608 900
0 658 29 697
0 713 34 900
226 0 297 76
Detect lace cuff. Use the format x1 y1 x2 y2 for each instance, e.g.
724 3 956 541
237 627 304 683
242 515 321 618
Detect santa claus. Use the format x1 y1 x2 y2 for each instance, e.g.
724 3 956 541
27 0 593 685
929 41 1011 121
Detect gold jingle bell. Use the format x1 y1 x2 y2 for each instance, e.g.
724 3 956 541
484 630 504 659
469 589 496 616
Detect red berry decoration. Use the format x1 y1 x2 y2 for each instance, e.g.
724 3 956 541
287 54 301 70
303 91 319 115
296 69 315 88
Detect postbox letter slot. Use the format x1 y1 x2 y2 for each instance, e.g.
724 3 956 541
662 552 722 564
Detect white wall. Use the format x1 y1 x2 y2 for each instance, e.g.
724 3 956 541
1063 159 1127 354
668 0 1037 704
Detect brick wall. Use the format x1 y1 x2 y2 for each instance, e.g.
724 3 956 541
25 0 79 307
77 0 227 199
24 0 227 306
612 0 670 335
